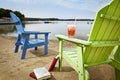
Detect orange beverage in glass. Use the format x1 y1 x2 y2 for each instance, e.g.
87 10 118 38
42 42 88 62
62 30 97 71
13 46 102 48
68 24 76 38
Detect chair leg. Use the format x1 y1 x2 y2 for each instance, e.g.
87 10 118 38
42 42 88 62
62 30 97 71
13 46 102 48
78 70 90 80
85 70 90 80
21 47 27 59
35 47 37 50
14 45 19 53
44 44 48 54
78 70 84 80
15 35 21 53
58 40 63 72
113 46 120 80
77 46 86 80
115 68 120 80
59 55 62 71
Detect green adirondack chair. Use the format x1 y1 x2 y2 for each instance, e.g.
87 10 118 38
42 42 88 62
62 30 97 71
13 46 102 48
56 0 120 80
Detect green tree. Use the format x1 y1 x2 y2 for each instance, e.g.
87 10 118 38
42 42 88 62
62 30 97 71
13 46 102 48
0 8 25 21
14 11 25 21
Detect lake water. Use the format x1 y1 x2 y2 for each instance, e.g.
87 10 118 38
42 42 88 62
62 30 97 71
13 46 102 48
2 21 93 40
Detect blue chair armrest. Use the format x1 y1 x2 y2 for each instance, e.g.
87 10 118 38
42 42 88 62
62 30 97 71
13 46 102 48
23 31 50 42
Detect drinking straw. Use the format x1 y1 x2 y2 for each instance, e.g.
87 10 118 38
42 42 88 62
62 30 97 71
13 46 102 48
74 18 77 25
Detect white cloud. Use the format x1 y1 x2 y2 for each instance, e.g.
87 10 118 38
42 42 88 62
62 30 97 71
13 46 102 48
4 0 111 13
4 0 38 4
66 0 111 9
4 0 111 6
44 0 111 12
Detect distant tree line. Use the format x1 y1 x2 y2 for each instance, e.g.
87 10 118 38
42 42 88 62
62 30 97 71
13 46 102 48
0 8 25 21
25 17 59 21
26 17 94 21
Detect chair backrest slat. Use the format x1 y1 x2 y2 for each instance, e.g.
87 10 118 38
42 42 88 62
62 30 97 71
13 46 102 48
84 0 120 64
10 12 24 34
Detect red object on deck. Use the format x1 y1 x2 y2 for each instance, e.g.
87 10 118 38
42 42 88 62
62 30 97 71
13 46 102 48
48 55 59 72
29 72 37 80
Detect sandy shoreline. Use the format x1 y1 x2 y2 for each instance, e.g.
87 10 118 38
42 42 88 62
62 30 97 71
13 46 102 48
0 36 115 80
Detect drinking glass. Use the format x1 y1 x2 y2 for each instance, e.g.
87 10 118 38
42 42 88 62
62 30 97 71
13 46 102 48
68 24 76 38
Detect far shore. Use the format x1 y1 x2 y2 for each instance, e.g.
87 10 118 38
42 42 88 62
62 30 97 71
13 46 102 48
0 17 94 22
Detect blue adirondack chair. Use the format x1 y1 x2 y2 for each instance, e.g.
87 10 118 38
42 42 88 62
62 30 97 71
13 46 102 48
10 12 50 59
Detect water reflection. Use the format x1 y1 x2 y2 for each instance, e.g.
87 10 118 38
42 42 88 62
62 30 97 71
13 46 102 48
0 25 15 34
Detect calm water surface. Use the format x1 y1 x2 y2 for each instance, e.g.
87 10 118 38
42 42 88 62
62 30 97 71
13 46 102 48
4 21 93 40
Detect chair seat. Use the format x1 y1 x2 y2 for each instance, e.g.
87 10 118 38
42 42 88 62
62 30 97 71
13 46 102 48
63 48 77 60
29 39 45 44
63 48 79 71
26 39 46 48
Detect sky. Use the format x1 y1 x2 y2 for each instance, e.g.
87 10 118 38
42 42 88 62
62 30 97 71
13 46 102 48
0 0 111 19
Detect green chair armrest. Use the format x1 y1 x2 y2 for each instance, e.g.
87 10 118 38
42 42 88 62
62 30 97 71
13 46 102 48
55 35 91 46
56 35 120 47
